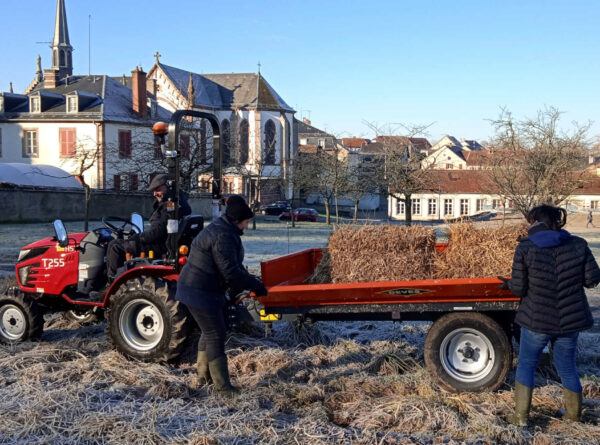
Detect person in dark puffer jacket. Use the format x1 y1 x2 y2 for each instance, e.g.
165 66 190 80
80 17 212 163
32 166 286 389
176 195 268 395
504 205 600 426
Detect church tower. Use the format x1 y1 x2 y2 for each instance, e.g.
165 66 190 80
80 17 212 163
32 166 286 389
50 0 73 78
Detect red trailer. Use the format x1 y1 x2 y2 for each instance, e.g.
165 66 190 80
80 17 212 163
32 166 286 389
249 246 519 393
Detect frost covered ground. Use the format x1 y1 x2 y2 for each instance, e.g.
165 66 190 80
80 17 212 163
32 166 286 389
0 216 599 444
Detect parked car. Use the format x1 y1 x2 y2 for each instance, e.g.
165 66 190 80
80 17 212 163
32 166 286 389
279 208 319 222
263 201 292 216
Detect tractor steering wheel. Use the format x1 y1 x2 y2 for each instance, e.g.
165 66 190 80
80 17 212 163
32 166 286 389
102 216 141 239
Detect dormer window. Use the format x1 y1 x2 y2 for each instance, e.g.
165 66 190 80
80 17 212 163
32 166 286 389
30 97 40 113
67 96 78 113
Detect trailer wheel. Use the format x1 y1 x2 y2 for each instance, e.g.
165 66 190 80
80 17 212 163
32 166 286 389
65 307 104 325
0 291 43 343
106 277 190 362
424 312 511 393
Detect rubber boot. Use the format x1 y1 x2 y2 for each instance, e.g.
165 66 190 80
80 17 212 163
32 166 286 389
507 381 533 426
208 355 239 396
196 350 212 386
562 388 582 422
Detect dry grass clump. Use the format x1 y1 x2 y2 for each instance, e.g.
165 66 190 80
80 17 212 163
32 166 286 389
328 225 437 283
0 319 599 443
306 248 331 284
433 222 528 279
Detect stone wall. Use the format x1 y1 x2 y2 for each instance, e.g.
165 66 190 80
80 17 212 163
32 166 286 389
0 186 213 223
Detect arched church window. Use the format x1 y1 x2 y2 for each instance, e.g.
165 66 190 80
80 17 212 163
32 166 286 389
60 50 65 66
239 119 249 164
221 119 231 167
264 120 276 164
53 50 58 67
67 51 72 68
264 119 277 165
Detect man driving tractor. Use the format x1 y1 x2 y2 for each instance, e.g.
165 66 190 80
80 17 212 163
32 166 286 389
105 173 191 282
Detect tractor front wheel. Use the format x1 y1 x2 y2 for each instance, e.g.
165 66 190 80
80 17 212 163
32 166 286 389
0 291 43 343
106 277 190 362
424 312 511 393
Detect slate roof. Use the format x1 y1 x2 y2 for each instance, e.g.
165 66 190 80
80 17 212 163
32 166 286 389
0 75 170 123
154 63 293 111
296 119 334 137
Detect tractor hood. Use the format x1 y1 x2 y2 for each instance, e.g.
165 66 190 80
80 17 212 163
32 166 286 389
21 233 87 251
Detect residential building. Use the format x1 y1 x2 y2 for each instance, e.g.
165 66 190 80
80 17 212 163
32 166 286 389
1 0 296 201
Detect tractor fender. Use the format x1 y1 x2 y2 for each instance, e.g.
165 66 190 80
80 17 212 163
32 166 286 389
102 265 179 306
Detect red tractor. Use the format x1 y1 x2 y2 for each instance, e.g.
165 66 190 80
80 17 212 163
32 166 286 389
0 110 246 361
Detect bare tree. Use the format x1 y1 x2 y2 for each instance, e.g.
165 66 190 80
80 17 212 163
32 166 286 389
363 121 434 226
486 107 592 218
298 146 347 225
344 159 379 223
35 136 101 231
105 118 214 194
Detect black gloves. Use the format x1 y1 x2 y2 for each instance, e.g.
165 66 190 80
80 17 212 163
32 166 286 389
497 276 510 290
253 282 268 297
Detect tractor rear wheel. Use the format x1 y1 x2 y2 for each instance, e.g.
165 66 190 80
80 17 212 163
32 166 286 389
424 312 511 393
105 277 190 362
0 291 43 343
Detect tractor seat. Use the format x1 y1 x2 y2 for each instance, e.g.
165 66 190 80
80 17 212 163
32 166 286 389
178 214 204 246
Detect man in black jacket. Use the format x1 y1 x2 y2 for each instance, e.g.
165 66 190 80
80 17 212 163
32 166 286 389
105 174 191 280
176 195 267 394
505 205 600 426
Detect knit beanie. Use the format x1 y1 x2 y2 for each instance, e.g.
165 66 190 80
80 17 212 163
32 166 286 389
225 195 254 223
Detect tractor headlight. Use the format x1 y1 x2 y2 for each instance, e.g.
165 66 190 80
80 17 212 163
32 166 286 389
18 266 30 285
18 249 31 261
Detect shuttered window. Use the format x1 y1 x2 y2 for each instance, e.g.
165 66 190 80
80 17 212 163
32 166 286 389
118 130 132 158
59 128 76 157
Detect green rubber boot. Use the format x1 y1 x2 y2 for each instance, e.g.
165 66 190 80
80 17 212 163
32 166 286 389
563 388 582 422
208 355 240 396
507 381 533 426
196 350 212 386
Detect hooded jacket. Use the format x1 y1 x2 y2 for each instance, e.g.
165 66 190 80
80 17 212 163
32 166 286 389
509 224 600 334
175 215 264 307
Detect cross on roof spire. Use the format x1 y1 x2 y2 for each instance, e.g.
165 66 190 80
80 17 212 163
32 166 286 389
257 61 261 74
154 51 162 63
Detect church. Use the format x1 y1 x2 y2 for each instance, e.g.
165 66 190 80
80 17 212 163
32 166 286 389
0 0 296 203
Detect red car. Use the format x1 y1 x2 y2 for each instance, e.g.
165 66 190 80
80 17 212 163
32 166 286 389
279 208 319 222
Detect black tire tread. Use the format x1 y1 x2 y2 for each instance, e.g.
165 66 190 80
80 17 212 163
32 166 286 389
0 291 43 343
424 312 511 393
105 276 189 362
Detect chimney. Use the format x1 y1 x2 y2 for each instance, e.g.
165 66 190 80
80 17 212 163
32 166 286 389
303 117 311 125
146 77 157 97
131 66 147 118
44 68 59 88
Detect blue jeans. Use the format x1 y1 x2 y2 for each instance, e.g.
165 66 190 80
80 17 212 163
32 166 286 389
515 327 582 393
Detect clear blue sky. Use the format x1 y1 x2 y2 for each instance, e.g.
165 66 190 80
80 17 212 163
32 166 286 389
2 0 599 143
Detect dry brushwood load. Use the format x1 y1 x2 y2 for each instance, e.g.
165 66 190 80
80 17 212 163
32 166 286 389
327 225 437 283
433 222 528 279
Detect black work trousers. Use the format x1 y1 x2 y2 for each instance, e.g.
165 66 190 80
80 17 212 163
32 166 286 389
186 296 227 362
106 238 137 279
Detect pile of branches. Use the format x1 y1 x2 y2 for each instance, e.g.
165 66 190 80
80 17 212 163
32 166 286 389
433 223 528 279
310 223 528 283
327 225 437 283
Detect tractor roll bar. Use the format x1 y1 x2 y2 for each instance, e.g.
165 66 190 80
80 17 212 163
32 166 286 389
163 110 222 260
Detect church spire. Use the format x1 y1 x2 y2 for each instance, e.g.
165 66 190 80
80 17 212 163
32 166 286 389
51 0 73 78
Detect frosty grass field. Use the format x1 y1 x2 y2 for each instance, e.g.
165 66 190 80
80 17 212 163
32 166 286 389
0 216 599 444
